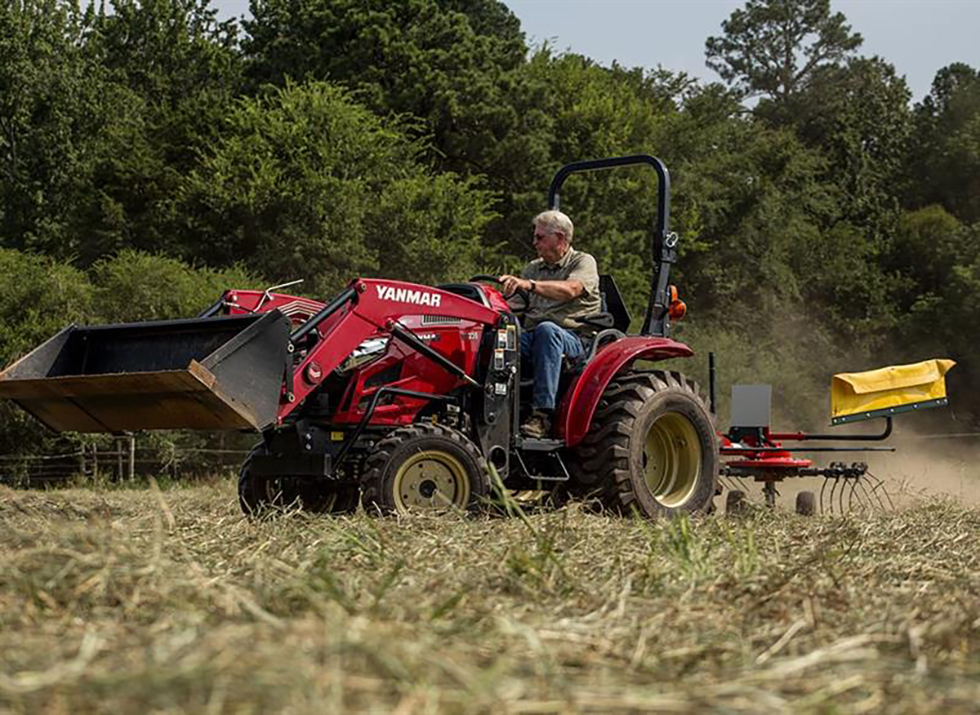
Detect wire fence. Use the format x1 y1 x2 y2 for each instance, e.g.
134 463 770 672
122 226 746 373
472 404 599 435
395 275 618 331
0 438 252 486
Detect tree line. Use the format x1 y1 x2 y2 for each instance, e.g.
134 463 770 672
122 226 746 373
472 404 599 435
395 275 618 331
0 0 977 466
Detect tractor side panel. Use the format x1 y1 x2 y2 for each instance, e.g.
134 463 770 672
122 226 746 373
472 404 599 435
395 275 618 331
556 337 694 447
330 317 486 425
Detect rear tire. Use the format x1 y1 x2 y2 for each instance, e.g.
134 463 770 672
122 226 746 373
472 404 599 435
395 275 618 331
361 424 490 515
571 370 719 518
238 446 359 516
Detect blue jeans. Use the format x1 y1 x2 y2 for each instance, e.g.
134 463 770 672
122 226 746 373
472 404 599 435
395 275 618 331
520 322 584 411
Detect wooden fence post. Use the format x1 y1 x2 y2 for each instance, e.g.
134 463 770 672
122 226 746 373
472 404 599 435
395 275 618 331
128 435 136 481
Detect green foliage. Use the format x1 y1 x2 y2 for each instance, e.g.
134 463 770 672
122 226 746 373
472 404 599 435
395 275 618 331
0 248 94 458
705 0 863 107
0 249 93 366
176 81 494 294
0 0 113 259
907 63 980 223
89 0 241 103
0 0 246 265
702 13 911 346
90 250 257 322
79 0 245 261
665 102 834 312
242 0 552 218
787 58 912 221
887 208 980 416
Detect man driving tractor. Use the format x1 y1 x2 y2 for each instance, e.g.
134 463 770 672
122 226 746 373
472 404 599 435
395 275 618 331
500 209 601 438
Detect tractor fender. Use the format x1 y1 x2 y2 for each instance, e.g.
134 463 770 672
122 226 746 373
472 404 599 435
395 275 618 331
556 336 694 447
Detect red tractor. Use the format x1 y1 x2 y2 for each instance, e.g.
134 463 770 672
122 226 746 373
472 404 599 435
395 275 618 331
0 156 720 518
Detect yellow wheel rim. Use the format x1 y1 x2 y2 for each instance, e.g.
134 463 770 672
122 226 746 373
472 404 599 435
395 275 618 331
643 412 702 508
392 450 471 511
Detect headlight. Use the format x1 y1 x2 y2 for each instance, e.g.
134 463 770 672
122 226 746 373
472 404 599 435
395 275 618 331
337 337 390 372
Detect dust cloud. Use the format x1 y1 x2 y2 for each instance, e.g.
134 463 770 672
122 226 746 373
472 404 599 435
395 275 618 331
868 436 980 506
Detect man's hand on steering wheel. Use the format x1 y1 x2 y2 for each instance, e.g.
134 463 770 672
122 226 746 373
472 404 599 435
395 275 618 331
498 274 532 298
468 274 530 313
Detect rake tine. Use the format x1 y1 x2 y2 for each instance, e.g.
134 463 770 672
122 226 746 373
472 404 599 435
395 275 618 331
820 477 831 514
871 474 895 511
866 472 894 511
829 477 841 515
847 477 864 513
857 476 885 512
855 478 880 512
857 479 877 511
838 474 847 515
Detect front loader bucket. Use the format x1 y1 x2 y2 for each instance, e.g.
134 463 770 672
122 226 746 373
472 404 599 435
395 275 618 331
0 311 292 433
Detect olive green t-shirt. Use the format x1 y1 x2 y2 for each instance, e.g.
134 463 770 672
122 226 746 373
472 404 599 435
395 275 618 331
520 248 602 338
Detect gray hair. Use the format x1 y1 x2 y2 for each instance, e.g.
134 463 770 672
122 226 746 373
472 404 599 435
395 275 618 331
533 209 574 243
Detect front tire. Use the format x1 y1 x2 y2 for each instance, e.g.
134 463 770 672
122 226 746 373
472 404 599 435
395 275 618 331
238 445 359 516
361 424 489 515
572 370 719 518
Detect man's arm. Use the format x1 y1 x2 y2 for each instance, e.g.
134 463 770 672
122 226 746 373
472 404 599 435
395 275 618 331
500 274 583 302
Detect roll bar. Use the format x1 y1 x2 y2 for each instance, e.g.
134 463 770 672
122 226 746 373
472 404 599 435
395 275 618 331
548 155 677 337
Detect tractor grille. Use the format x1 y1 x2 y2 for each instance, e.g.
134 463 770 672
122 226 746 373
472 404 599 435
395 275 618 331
422 315 462 325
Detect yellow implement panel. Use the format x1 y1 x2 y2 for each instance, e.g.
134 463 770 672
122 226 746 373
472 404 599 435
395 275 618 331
831 359 956 424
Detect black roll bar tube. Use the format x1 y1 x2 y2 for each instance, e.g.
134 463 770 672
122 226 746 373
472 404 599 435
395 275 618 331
548 154 675 337
709 352 717 414
771 417 894 442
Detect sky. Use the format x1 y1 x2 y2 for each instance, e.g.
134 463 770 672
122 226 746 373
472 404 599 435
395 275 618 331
211 0 979 101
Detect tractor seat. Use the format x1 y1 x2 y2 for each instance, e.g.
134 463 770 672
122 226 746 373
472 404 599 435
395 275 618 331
571 274 631 334
518 274 631 387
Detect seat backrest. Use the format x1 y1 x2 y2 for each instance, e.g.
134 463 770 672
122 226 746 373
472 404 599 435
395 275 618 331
599 274 631 333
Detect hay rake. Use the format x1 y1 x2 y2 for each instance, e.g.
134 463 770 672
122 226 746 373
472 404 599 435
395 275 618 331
720 463 895 516
713 356 953 516
818 464 895 515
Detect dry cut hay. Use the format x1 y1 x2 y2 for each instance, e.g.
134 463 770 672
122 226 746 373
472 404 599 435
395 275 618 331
2 480 980 713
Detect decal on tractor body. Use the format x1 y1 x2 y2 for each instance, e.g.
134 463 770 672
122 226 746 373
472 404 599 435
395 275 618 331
375 286 442 307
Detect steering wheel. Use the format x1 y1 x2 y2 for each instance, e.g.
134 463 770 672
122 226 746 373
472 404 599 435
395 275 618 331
468 274 530 313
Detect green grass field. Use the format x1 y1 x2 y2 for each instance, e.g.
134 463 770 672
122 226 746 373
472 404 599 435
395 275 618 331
2 478 980 713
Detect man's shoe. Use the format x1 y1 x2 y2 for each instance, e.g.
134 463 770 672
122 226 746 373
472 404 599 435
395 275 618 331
521 410 552 439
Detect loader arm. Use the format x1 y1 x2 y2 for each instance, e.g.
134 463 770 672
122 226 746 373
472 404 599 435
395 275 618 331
0 278 504 433
276 278 503 424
